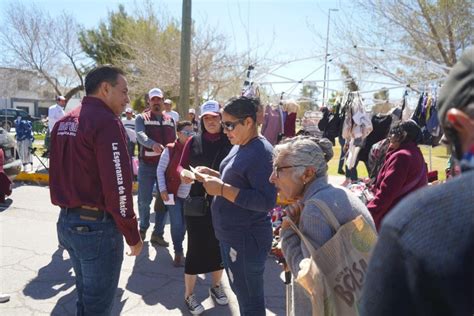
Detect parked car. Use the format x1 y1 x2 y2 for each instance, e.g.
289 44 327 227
0 108 41 132
0 128 22 178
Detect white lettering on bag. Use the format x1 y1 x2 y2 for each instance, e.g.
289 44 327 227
57 121 78 136
112 142 127 217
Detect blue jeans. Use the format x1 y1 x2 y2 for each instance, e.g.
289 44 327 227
56 208 124 316
220 233 272 316
137 161 166 236
166 197 186 254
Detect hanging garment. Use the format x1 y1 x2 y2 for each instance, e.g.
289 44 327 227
284 112 297 138
357 114 392 167
261 105 283 145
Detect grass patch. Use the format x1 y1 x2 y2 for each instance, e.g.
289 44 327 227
327 142 449 181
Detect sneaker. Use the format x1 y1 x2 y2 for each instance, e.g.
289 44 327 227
209 285 228 305
150 234 169 247
185 294 204 315
0 293 10 303
139 230 147 241
173 254 185 267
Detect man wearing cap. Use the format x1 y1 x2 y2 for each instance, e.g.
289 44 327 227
122 107 137 163
49 65 143 315
135 88 176 246
44 96 66 156
163 99 180 123
187 108 199 132
361 48 474 316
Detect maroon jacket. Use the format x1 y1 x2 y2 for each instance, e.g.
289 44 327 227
49 96 140 246
139 110 176 165
367 141 428 230
0 149 12 197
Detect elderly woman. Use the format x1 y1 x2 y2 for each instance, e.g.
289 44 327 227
198 96 276 315
367 120 427 230
270 136 375 315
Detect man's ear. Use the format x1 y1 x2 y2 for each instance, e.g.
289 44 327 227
446 108 474 154
97 81 110 97
447 108 473 133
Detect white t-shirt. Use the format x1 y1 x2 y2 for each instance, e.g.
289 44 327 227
163 110 179 123
122 118 136 143
48 103 65 132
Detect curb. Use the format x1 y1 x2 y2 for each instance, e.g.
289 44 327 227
14 172 140 193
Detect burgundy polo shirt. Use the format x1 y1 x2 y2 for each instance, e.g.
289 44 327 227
49 96 140 246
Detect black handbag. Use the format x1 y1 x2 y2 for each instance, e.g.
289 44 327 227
183 195 208 217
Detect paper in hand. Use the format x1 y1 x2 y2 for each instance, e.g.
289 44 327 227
190 166 206 181
164 193 175 205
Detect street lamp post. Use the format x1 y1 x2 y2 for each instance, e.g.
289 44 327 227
322 8 338 107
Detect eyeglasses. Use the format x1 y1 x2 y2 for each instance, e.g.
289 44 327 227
221 119 245 131
273 165 307 178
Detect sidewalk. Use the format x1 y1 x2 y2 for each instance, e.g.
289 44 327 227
0 185 286 315
3 140 345 315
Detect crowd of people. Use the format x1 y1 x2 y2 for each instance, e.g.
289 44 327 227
6 46 468 315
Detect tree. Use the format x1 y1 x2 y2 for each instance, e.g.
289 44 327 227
79 4 133 66
340 64 360 92
0 2 87 101
373 87 389 102
331 0 473 86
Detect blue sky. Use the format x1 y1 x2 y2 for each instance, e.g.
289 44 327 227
1 0 408 102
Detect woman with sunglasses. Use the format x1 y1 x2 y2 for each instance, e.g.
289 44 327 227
269 136 375 315
178 100 232 315
198 96 277 315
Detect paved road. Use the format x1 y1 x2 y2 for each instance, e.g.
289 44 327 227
1 145 345 315
0 184 287 316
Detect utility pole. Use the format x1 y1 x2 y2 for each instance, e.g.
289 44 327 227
322 8 338 107
178 0 192 117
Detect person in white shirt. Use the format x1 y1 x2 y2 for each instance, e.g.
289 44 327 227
122 107 137 160
44 96 66 156
163 99 180 123
48 96 66 132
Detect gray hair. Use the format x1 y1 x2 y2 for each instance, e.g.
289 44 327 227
273 136 334 179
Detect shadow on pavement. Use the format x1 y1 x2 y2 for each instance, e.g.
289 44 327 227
23 248 74 300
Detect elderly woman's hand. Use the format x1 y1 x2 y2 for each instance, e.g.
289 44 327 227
281 201 304 230
202 176 224 196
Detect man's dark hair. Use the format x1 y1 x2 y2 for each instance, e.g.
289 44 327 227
177 120 192 132
223 96 260 122
84 65 125 95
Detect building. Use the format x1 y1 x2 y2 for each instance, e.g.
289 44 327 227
0 67 82 118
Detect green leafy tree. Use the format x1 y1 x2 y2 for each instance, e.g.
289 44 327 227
79 5 133 65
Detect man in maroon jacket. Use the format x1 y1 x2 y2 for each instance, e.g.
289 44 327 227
135 88 176 246
49 65 143 315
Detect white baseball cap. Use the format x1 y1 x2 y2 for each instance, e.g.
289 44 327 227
199 100 220 118
164 99 172 104
148 88 163 99
125 107 133 113
188 108 196 114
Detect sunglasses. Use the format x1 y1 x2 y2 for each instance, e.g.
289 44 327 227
221 119 245 131
180 130 196 136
